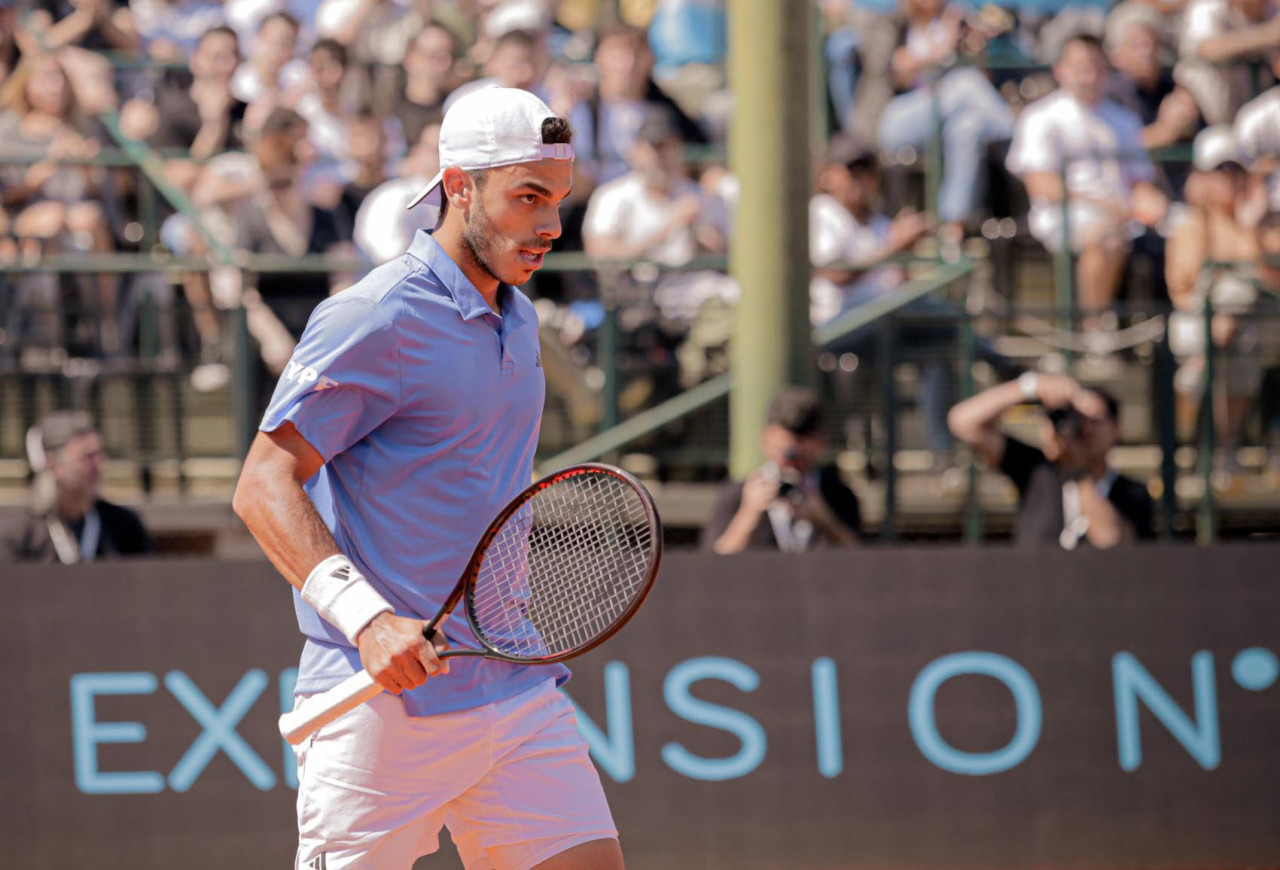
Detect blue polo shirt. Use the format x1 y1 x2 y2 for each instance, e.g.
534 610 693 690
261 230 567 716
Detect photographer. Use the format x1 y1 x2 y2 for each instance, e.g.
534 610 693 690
701 388 861 554
948 375 1154 549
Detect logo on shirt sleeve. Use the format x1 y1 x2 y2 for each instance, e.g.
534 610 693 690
284 360 340 391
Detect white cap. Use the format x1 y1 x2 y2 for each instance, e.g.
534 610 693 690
1193 125 1244 172
406 87 574 210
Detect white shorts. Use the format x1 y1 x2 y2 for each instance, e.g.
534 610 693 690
292 679 617 870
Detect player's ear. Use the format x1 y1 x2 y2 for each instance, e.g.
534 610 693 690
441 166 474 211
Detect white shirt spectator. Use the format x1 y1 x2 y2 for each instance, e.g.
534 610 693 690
1174 0 1274 125
1236 87 1280 163
353 176 440 265
230 59 310 104
130 0 227 56
583 171 736 320
809 193 900 326
1006 89 1155 249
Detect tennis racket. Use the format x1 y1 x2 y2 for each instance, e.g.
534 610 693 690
279 462 662 744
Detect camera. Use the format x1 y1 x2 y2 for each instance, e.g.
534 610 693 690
1047 407 1085 439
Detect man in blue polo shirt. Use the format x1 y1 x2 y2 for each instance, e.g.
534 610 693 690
233 89 622 870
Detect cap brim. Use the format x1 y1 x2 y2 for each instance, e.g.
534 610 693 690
406 168 445 210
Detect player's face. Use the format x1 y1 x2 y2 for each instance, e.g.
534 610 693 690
462 159 572 286
52 432 105 501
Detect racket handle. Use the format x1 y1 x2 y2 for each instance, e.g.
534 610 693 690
278 670 382 745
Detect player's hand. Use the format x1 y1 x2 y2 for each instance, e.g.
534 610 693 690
356 612 450 694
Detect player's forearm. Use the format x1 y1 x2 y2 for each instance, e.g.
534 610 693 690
233 464 340 590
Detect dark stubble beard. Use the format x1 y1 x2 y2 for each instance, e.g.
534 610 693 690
461 194 507 286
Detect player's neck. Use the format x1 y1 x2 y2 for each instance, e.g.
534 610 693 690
433 223 502 311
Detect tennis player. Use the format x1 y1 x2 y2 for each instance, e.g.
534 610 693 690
233 88 623 870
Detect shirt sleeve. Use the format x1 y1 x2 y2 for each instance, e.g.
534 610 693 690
1006 105 1058 178
809 197 845 267
260 295 401 462
999 437 1047 498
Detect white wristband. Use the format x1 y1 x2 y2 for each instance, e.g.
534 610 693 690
1018 371 1039 402
302 555 393 645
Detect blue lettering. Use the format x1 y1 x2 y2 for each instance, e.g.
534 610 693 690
661 657 767 781
811 657 843 778
166 670 275 792
565 661 635 783
1113 651 1219 771
70 672 165 794
909 652 1042 775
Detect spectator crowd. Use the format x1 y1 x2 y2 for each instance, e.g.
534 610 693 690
1 0 1279 552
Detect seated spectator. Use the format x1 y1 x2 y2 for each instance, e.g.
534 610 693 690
1253 211 1280 481
22 0 137 53
1106 4 1203 150
232 11 307 124
948 374 1155 548
583 108 734 343
0 52 117 355
125 0 228 61
387 23 461 146
354 120 442 265
231 108 350 340
120 25 247 164
1006 33 1168 338
1175 0 1280 126
294 37 360 175
1 412 153 563
1234 49 1280 215
336 111 390 229
588 24 710 185
875 0 1014 248
1167 126 1262 476
701 387 861 554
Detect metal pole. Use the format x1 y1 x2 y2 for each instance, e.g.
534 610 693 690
727 0 813 477
878 315 897 541
959 312 982 543
1153 333 1178 540
1197 295 1216 543
1056 156 1075 373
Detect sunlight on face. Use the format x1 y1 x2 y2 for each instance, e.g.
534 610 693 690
462 159 573 286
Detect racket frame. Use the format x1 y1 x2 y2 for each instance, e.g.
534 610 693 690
425 462 662 664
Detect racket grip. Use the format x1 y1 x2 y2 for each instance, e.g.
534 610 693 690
278 670 382 745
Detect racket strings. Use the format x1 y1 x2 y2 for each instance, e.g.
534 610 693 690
469 472 654 660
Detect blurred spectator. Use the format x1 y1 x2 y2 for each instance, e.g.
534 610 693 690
120 26 247 162
388 22 461 146
334 110 389 229
1106 4 1203 149
1167 126 1261 475
948 374 1155 548
876 0 1014 246
810 134 930 324
0 52 117 355
810 135 968 454
588 23 709 184
126 0 229 60
231 11 307 118
648 0 726 70
701 387 861 554
1175 0 1280 126
1234 49 1280 213
583 108 733 324
1006 33 1167 337
353 119 441 264
1 411 153 563
230 107 348 339
294 36 367 188
23 0 137 52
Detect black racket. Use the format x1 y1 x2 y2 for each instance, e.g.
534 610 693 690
280 463 661 744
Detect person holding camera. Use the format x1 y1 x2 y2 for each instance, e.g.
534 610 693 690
701 388 861 554
947 374 1154 548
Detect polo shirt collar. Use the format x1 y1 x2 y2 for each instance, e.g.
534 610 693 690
408 230 515 322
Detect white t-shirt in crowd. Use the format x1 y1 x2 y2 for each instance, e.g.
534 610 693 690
1175 0 1275 125
583 172 703 266
1236 87 1280 163
353 176 440 265
1006 89 1154 227
808 193 899 326
230 59 309 104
